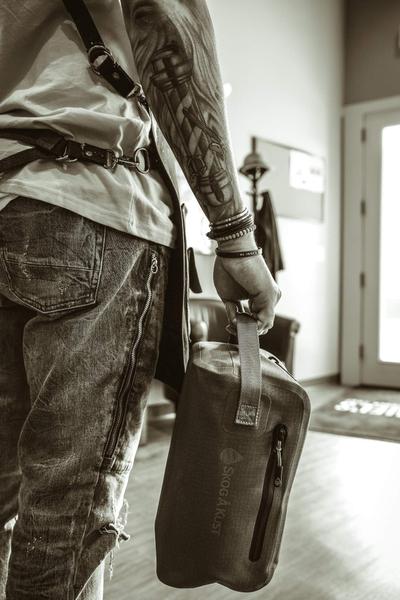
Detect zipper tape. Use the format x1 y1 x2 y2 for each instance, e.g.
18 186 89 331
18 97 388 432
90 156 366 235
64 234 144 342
248 423 287 562
103 253 159 463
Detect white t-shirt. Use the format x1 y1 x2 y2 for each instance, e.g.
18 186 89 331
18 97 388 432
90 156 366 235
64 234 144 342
0 0 177 248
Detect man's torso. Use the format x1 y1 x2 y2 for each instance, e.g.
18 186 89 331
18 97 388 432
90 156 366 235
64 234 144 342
0 0 177 248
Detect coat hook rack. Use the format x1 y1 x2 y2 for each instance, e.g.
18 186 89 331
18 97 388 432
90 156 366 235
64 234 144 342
238 136 269 214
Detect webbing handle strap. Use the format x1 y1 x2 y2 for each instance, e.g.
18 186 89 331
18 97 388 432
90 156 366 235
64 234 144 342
62 0 143 99
234 311 262 427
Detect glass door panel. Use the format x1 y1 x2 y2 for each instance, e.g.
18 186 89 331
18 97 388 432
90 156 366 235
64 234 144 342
379 125 400 363
362 110 400 387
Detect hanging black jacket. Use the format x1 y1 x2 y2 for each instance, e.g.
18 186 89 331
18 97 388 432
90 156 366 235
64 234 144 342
255 191 284 280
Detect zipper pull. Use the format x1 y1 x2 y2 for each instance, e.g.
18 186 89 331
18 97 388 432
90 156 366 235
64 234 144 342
273 425 287 487
274 440 283 487
151 254 159 274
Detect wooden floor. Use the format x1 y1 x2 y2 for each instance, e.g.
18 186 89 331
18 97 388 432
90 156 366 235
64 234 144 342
104 384 400 600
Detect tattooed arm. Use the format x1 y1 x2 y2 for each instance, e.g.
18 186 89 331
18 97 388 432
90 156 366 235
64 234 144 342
126 0 281 331
127 0 242 223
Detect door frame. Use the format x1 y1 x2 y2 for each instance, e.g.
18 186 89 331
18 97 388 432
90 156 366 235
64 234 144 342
341 95 400 385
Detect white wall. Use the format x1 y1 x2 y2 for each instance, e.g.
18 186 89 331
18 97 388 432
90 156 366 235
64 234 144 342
195 0 344 381
345 0 400 105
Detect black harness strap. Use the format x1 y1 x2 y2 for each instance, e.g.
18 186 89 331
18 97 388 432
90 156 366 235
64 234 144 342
0 148 50 174
0 129 67 178
0 128 65 152
0 128 153 176
62 0 145 101
0 1 151 177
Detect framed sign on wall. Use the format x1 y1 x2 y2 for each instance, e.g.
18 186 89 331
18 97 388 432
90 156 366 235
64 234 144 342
256 137 325 222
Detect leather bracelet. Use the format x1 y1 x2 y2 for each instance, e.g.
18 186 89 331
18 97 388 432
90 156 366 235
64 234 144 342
207 216 254 239
211 207 249 228
215 248 262 258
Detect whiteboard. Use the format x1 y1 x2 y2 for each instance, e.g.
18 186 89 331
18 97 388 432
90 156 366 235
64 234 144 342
256 138 325 222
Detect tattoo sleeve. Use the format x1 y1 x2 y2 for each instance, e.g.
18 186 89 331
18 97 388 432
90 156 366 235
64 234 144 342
126 0 244 222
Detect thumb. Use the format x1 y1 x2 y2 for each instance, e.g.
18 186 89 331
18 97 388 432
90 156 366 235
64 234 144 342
224 300 239 328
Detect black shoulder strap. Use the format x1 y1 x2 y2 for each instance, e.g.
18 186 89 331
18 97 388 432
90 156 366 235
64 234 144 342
62 0 145 101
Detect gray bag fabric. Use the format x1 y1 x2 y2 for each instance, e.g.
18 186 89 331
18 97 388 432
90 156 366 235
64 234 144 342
155 311 311 592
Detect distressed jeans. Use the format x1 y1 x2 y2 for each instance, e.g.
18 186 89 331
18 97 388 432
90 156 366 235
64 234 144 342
0 197 171 599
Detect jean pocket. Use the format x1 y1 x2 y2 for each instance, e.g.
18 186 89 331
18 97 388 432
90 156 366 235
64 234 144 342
0 197 106 314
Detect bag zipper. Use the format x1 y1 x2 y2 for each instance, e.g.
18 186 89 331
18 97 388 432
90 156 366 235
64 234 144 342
104 253 159 461
249 423 287 562
268 354 297 382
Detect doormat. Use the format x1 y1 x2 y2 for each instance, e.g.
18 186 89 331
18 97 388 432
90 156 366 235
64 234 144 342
309 388 400 443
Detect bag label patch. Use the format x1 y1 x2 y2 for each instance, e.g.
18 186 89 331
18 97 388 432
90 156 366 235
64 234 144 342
211 449 243 536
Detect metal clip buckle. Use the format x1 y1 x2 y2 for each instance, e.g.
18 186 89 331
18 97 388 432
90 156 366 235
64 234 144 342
117 148 150 174
104 150 118 170
133 147 150 174
234 301 247 315
127 83 144 98
55 144 78 164
87 45 114 76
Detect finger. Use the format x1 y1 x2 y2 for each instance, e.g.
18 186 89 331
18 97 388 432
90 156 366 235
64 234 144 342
249 301 275 333
251 284 279 315
256 318 274 335
224 300 239 329
257 321 274 336
250 285 280 310
225 323 237 337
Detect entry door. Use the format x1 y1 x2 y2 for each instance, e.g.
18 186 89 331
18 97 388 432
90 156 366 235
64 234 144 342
362 110 400 387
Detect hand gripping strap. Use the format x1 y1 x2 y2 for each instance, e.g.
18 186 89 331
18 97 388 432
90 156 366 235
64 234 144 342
234 312 262 427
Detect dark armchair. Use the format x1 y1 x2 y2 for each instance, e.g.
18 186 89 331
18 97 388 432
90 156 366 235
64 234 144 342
140 297 300 445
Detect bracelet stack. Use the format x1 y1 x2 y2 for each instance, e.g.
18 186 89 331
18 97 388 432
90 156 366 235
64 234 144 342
207 207 255 242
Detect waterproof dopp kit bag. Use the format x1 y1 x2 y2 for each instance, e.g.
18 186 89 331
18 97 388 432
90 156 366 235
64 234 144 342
155 310 311 592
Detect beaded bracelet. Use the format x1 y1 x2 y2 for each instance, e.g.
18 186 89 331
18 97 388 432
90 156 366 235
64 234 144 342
211 224 256 242
215 247 262 258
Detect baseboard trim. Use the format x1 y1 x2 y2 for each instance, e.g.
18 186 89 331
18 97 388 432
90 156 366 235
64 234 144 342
299 373 340 387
